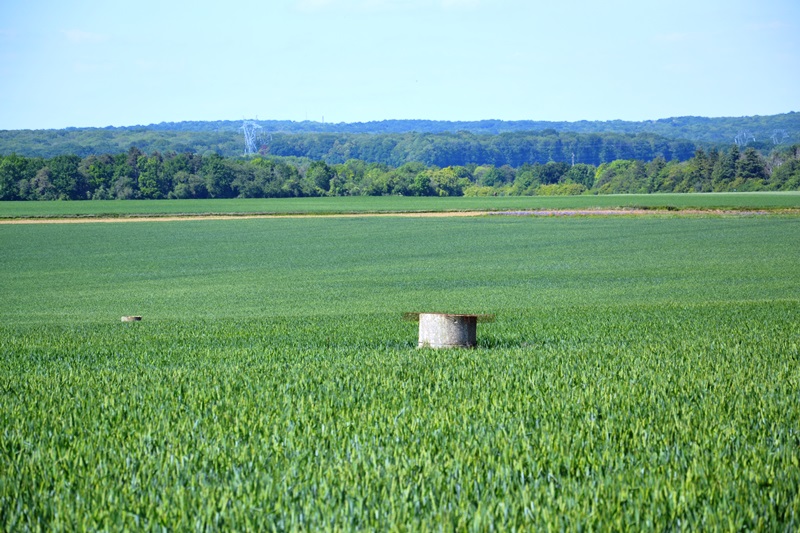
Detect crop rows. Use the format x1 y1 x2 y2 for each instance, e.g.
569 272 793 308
1 304 798 530
1 212 798 529
2 215 799 322
2 192 800 219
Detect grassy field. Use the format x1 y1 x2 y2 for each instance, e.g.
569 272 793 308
2 191 800 218
1 203 798 529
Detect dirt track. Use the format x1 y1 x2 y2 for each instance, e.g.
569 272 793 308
0 208 786 224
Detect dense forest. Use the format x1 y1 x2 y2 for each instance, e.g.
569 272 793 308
0 129 701 166
1 113 797 163
2 144 798 201
2 113 798 201
133 112 800 143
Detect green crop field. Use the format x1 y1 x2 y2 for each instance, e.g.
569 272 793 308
1 202 799 529
2 191 800 219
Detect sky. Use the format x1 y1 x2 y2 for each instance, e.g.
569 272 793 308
0 0 798 130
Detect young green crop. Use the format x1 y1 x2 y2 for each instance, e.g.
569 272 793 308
1 212 798 529
2 191 800 219
1 305 798 530
1 215 799 322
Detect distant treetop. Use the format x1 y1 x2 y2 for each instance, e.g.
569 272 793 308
122 113 800 144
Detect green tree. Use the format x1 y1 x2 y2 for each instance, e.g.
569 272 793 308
653 161 688 192
30 167 58 200
645 156 667 192
537 162 568 185
677 149 712 192
137 153 169 199
112 148 143 199
735 147 768 188
767 145 800 190
711 146 738 191
562 164 596 189
48 155 85 199
202 154 237 198
770 159 800 190
594 160 649 194
306 160 335 193
82 154 115 194
359 167 389 196
511 164 539 195
0 154 28 200
170 171 208 199
409 172 433 196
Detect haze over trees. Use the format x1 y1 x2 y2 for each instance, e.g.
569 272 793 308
1 113 798 200
1 113 798 161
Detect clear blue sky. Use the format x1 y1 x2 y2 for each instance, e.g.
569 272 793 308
1 0 798 130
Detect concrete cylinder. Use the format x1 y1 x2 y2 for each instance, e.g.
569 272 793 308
418 313 477 348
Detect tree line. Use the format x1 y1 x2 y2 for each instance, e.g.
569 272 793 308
261 131 704 168
0 128 706 166
6 111 796 142
1 144 799 201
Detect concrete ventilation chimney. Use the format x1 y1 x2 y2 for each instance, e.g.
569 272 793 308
405 313 493 348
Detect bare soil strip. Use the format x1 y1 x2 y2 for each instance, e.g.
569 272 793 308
0 208 793 224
